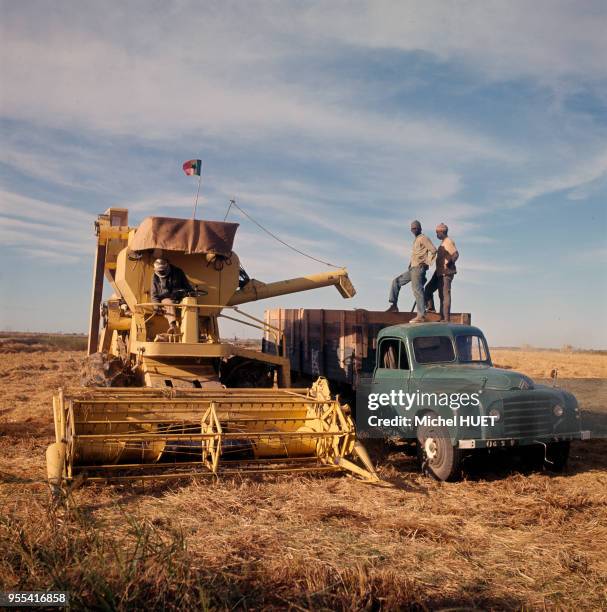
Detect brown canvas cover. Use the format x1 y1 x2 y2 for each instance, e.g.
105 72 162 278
130 217 239 256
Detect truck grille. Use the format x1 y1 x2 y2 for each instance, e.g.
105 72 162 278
502 398 553 437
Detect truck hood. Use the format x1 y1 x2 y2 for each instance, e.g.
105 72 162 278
418 364 534 391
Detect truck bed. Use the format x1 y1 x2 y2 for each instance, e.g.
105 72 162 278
263 309 471 389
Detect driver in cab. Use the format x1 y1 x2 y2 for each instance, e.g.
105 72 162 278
151 257 193 333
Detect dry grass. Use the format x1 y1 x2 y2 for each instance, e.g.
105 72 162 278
0 333 87 354
1 348 606 610
492 348 607 379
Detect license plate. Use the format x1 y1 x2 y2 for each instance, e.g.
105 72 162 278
486 439 517 448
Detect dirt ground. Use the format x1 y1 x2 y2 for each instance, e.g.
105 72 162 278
1 348 606 610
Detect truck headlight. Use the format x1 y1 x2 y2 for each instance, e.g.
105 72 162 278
553 404 564 417
489 407 501 422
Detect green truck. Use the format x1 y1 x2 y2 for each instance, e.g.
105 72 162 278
263 309 590 480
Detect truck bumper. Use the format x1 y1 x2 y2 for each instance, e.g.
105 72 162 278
458 430 591 450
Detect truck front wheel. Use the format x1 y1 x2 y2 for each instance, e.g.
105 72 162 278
416 415 462 481
545 440 570 472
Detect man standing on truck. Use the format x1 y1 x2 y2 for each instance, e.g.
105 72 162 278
386 220 437 322
424 223 459 321
151 258 194 333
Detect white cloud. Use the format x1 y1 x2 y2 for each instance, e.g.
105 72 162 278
0 190 91 261
0 137 126 195
18 247 81 264
512 148 607 205
0 190 91 228
3 1 603 224
1 149 82 189
463 260 521 274
0 225 88 256
301 0 607 84
0 7 516 164
0 1 605 345
125 195 209 215
221 178 491 258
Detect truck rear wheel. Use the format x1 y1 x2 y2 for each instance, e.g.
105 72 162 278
416 415 462 481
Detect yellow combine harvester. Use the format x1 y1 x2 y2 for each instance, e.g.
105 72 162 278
47 208 378 486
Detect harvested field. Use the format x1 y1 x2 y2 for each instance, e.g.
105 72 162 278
1 347 606 610
492 348 607 379
0 332 87 354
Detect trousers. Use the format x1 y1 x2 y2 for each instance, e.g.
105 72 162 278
389 266 427 314
424 273 454 320
160 297 177 325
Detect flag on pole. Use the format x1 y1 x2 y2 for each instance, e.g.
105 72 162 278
182 159 202 176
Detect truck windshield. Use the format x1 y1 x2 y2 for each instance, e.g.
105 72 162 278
455 334 490 363
413 336 455 363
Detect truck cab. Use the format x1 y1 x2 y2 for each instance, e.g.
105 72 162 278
358 322 590 480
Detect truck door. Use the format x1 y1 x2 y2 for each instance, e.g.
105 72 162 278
372 337 412 436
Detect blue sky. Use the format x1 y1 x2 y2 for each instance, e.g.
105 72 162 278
1 0 606 348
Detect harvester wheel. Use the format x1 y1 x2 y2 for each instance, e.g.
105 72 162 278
221 357 273 388
416 414 462 481
46 442 67 502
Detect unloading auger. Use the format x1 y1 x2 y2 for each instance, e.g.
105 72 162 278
47 208 378 486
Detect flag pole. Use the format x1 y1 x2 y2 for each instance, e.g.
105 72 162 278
192 172 202 219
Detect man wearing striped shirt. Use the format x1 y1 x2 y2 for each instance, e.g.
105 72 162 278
386 220 437 322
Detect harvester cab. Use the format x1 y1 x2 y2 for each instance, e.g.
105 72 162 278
88 208 355 389
47 207 379 488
